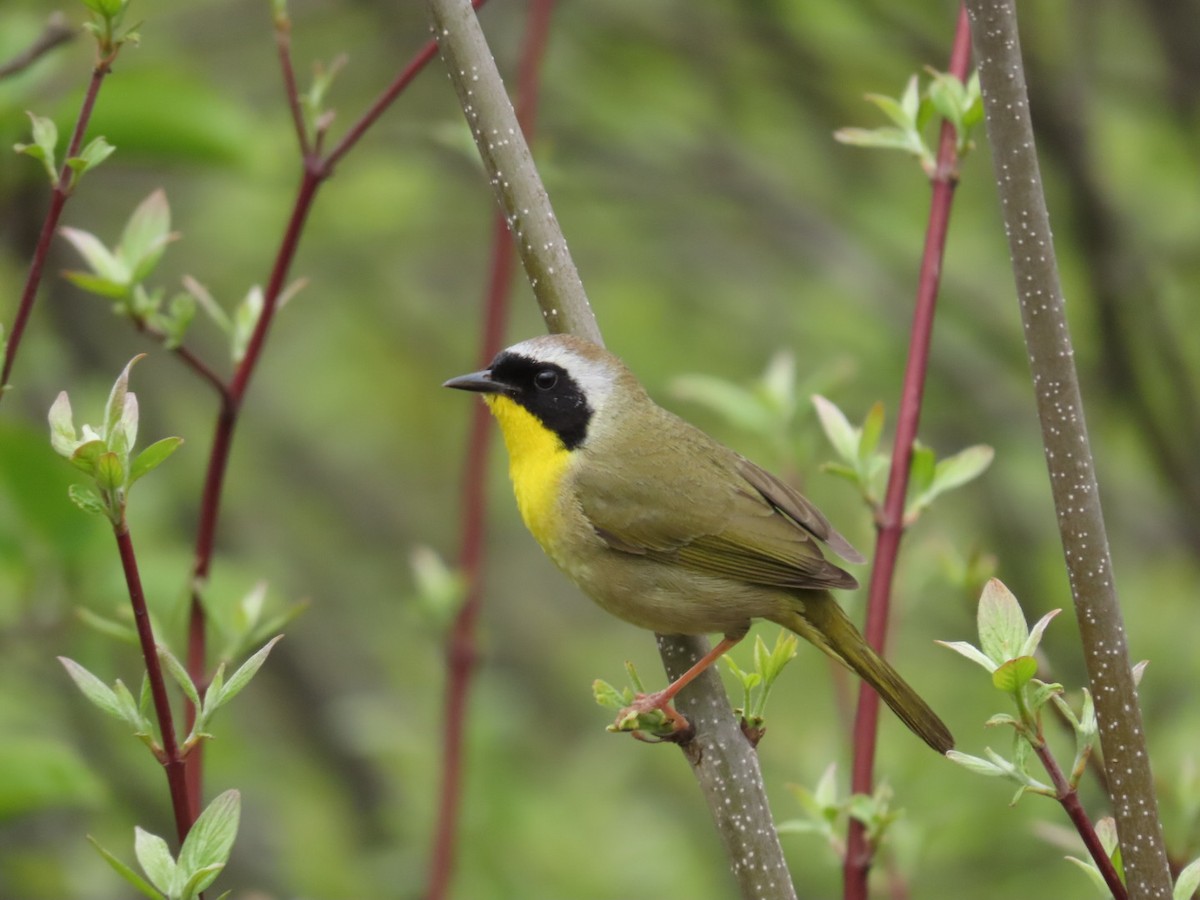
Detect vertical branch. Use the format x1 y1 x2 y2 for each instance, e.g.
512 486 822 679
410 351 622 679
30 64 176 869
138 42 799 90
1 54 114 397
114 522 195 845
182 15 466 812
424 1 797 897
843 8 970 898
426 3 552 896
964 1 1171 894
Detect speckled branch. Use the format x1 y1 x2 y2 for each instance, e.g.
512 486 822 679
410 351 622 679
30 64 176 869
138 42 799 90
964 2 1171 895
423 1 797 896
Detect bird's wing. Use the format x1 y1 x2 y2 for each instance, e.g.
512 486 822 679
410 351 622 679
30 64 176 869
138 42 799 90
575 425 860 592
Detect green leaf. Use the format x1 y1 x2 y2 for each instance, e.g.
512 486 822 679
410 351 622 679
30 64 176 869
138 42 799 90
103 356 144 448
95 451 125 492
118 190 176 284
1021 608 1061 657
977 579 1029 666
162 292 197 349
812 395 858 466
231 286 263 363
935 638 997 673
88 836 165 900
60 227 128 285
58 657 125 721
592 678 629 710
63 270 131 300
858 402 884 469
67 483 108 517
1064 855 1110 895
992 656 1038 693
65 136 117 190
130 437 184 485
864 90 911 130
207 636 281 717
158 645 201 712
1173 856 1200 900
907 443 936 505
945 750 1007 778
48 392 78 457
930 444 994 498
1026 678 1063 711
177 789 240 898
111 678 148 732
15 112 60 185
134 827 177 895
69 439 107 475
833 126 920 154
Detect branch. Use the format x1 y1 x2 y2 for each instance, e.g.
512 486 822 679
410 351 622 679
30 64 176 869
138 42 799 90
964 0 1172 895
1031 740 1127 899
0 12 75 80
181 8 469 812
1 53 114 398
114 521 195 845
427 2 552 896
424 1 796 897
843 7 970 897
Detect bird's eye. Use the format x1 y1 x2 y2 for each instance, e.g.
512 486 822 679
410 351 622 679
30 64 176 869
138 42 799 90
534 369 558 391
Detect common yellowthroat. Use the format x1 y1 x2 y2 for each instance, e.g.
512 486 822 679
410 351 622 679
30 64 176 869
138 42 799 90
445 334 953 753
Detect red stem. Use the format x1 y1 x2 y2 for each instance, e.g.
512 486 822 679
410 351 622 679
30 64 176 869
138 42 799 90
114 521 195 845
274 15 311 157
1 56 113 396
181 8 473 816
324 0 490 174
843 7 970 898
426 3 556 897
1032 740 1128 899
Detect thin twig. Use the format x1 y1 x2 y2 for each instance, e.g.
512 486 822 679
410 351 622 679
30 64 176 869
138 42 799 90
843 7 970 898
424 1 797 897
0 13 75 79
1031 740 1128 899
181 3 473 818
1 53 114 397
426 4 554 895
273 10 311 158
964 0 1172 894
114 521 195 845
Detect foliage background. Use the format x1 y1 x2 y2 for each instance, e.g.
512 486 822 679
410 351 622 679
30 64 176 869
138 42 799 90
1 0 1198 897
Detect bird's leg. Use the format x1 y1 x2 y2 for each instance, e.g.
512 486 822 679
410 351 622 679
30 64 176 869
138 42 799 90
623 632 746 718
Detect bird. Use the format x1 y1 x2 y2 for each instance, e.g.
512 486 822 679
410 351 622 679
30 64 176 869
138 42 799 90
444 333 953 753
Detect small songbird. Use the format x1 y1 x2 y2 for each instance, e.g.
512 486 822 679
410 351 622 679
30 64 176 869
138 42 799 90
444 334 953 753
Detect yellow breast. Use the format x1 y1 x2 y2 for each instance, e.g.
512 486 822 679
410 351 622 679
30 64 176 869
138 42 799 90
485 395 573 551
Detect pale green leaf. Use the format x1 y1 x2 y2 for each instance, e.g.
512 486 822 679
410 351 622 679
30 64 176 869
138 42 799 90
118 190 176 284
935 639 997 673
1173 856 1200 900
208 636 282 715
60 227 128 284
48 391 77 457
58 657 124 721
1021 608 1061 657
67 483 108 517
177 789 240 897
134 827 177 895
977 579 1029 665
87 836 164 900
992 655 1038 693
812 395 858 465
1064 856 1110 896
158 645 200 712
130 437 184 485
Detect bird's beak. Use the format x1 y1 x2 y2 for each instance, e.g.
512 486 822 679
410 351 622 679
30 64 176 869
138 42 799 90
442 368 514 395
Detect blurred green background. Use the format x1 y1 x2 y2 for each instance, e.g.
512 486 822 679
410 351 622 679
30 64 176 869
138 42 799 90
2 0 1199 897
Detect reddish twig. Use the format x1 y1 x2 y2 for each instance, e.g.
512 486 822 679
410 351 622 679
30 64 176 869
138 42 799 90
842 7 970 898
1 52 114 398
180 2 490 815
0 13 76 79
426 3 556 898
114 521 195 845
1032 740 1127 899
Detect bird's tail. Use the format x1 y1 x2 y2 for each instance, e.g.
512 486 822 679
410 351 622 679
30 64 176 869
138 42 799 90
772 595 954 754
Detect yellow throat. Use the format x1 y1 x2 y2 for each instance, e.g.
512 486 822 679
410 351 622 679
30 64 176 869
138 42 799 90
485 394 572 549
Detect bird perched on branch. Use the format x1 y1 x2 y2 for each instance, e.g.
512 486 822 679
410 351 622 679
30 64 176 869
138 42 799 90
445 333 952 753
